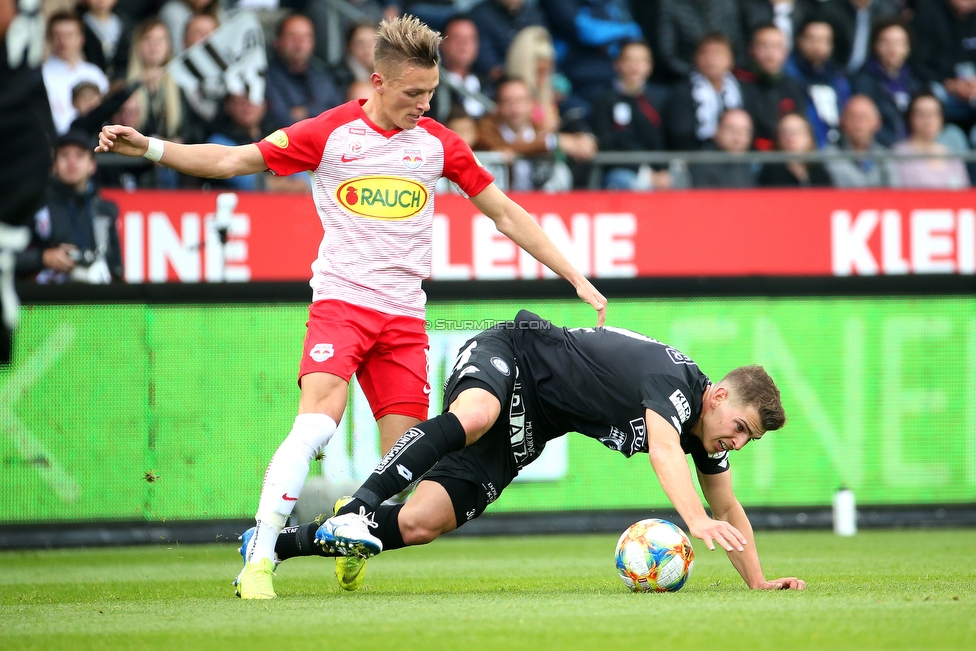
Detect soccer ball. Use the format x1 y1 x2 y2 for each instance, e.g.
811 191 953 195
614 518 695 593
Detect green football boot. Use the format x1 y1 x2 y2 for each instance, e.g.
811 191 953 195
332 496 368 591
236 558 277 599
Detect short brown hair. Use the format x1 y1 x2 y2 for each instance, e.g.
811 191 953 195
720 365 786 431
695 31 733 55
46 10 83 40
374 14 442 73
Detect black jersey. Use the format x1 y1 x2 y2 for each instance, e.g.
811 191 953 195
508 310 729 475
0 0 56 226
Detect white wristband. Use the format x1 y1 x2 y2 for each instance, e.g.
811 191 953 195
143 137 164 162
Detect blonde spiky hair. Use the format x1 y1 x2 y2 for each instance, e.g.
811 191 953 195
374 15 442 73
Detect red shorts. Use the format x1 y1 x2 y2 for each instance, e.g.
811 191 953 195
299 300 430 420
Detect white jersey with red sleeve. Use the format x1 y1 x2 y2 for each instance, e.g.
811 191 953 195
255 99 494 319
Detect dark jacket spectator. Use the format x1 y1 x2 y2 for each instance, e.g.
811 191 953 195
69 81 141 138
539 0 642 108
784 19 851 148
265 14 344 130
850 20 921 147
591 40 672 188
666 33 745 150
17 131 122 283
656 0 743 82
469 0 547 80
759 112 833 186
736 23 809 150
739 0 819 57
908 0 976 123
689 108 757 188
82 0 131 81
819 0 900 73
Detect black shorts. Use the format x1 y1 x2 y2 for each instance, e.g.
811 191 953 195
424 327 520 527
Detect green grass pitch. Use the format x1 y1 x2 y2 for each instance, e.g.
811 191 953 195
2 529 974 650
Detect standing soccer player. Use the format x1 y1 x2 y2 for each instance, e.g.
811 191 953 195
96 15 606 599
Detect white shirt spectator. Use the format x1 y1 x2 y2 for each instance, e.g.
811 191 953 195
42 55 110 134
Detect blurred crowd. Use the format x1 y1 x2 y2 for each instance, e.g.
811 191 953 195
33 0 976 195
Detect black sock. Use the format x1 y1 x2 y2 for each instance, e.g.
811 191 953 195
373 503 406 551
274 523 337 561
338 413 466 515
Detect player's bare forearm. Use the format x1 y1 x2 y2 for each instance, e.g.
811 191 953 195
470 184 607 324
698 469 805 590
645 411 711 522
647 438 709 525
715 500 766 588
156 142 266 179
96 125 267 179
645 410 745 552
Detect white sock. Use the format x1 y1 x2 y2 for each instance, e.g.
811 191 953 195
247 413 337 563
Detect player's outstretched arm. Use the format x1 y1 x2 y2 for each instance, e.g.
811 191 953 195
470 183 607 326
697 469 806 590
96 125 267 180
644 410 746 553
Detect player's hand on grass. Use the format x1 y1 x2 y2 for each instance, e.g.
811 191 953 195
96 125 149 157
575 279 607 326
757 577 806 590
688 517 746 552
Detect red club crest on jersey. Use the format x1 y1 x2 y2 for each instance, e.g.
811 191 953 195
402 148 424 170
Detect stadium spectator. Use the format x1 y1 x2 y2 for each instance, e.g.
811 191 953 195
97 19 605 603
81 0 130 81
736 23 808 150
475 76 596 191
306 0 383 67
909 0 976 129
825 94 898 187
265 13 344 130
159 0 223 54
308 310 805 594
784 18 851 148
206 93 309 193
96 92 157 189
381 0 474 30
819 0 900 73
689 108 757 188
666 32 745 151
538 0 642 109
656 0 743 82
758 112 833 186
435 16 492 122
183 12 218 47
468 0 547 81
892 93 970 189
17 130 122 284
346 78 374 101
179 14 220 145
331 22 378 91
504 25 560 133
42 11 110 134
738 0 817 57
850 18 920 147
126 18 183 143
69 79 140 137
590 40 671 190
